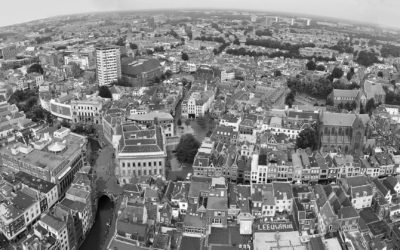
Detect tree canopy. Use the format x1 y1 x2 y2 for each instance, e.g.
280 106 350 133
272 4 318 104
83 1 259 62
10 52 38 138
255 29 272 37
274 70 282 77
98 86 112 99
306 61 316 71
129 43 138 50
27 64 44 75
315 64 325 71
328 67 344 81
181 52 189 61
356 50 381 67
115 37 125 46
346 67 355 81
365 98 376 115
285 91 295 108
175 134 200 164
296 126 318 150
68 62 83 78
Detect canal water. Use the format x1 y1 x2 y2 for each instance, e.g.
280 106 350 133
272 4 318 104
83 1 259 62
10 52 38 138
80 196 114 250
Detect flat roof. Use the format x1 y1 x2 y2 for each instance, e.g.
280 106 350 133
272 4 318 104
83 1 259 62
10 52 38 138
14 171 56 193
128 111 173 122
254 231 306 250
0 133 86 174
12 191 36 211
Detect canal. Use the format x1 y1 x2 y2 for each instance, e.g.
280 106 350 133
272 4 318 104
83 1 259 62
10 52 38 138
80 196 114 250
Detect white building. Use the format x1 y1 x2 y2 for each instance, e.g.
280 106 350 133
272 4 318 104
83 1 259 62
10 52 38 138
96 46 121 86
38 213 70 250
64 54 90 70
181 62 197 73
342 176 374 210
251 154 268 184
116 123 167 185
219 114 241 132
220 70 235 82
71 99 103 125
182 90 215 119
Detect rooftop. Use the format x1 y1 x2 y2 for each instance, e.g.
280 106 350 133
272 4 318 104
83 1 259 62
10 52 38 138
14 171 56 193
128 111 173 122
118 124 165 154
0 132 86 174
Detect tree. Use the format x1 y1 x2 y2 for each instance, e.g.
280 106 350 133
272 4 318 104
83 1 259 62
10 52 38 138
365 98 376 115
129 43 138 50
315 64 325 71
274 70 282 77
175 134 200 164
329 67 344 80
60 120 70 128
350 101 357 111
306 61 316 71
346 67 355 81
360 103 366 114
344 102 352 111
27 64 44 75
98 86 112 99
377 71 383 77
356 50 380 67
233 38 240 45
115 37 125 46
285 91 295 108
164 70 172 79
296 126 318 150
177 119 182 126
68 62 82 78
181 52 189 61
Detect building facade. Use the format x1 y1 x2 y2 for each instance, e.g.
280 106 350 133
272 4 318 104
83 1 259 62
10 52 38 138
320 112 368 153
116 124 167 185
96 46 121 86
71 99 103 125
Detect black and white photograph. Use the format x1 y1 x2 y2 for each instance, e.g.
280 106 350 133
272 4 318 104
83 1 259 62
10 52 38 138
0 0 399 249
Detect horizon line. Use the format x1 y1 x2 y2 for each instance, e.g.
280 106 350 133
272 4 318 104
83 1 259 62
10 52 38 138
1 7 399 31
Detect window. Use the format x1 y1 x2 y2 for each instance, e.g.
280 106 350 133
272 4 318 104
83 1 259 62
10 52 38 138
144 170 147 175
122 162 125 167
127 162 130 167
159 161 162 166
138 162 141 167
149 162 152 167
143 162 146 167
132 162 135 167
212 218 222 224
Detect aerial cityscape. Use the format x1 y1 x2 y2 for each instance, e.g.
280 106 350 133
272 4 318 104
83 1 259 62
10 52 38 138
0 3 400 250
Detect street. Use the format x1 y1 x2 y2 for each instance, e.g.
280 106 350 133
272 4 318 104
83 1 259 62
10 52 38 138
94 143 123 195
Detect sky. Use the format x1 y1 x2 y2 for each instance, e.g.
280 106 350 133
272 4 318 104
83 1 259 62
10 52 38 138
1 0 400 28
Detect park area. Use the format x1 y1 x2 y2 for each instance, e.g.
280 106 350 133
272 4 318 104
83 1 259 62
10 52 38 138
166 115 216 181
